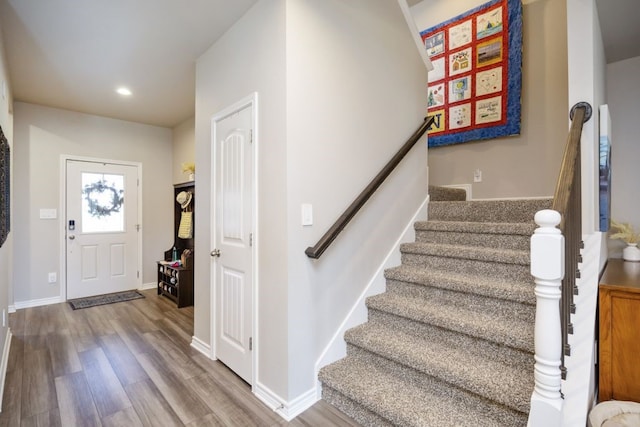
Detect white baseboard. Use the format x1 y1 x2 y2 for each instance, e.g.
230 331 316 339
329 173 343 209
314 194 429 374
14 296 62 310
0 328 12 412
190 335 212 358
254 381 317 421
139 282 157 290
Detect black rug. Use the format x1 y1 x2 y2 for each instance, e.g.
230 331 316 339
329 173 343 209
68 290 145 310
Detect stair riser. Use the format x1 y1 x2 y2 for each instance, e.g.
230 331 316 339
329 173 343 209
367 299 534 353
428 199 551 223
384 266 535 305
385 279 535 323
346 345 529 424
400 253 532 282
416 230 531 250
365 309 534 366
322 387 395 427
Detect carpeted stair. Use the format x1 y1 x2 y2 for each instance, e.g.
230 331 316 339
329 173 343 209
319 195 552 427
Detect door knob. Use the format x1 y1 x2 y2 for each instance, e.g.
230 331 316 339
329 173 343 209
210 249 221 257
69 235 75 240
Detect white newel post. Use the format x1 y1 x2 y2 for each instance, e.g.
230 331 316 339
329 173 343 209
528 210 564 427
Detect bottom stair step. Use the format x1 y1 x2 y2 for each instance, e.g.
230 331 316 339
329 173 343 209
319 352 527 427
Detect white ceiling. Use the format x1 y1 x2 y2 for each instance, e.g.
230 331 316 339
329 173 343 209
0 0 258 128
0 0 637 129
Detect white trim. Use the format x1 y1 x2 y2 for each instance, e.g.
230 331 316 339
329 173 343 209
7 306 15 314
0 328 11 412
59 155 143 302
190 335 212 357
253 382 317 422
139 282 157 291
314 194 429 375
397 0 433 72
210 92 259 387
14 296 62 310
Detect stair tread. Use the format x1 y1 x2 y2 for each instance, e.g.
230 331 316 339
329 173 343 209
345 321 533 413
428 199 552 223
416 220 536 235
385 264 534 305
367 292 533 352
400 241 530 265
320 198 545 423
320 355 519 427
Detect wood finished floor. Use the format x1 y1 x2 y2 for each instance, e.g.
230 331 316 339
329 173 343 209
0 289 361 427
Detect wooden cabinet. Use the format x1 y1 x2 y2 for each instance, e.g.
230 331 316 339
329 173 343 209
157 261 193 308
157 181 194 308
599 259 640 402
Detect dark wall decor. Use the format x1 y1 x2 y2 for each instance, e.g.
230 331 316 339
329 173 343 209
421 0 523 147
0 126 9 247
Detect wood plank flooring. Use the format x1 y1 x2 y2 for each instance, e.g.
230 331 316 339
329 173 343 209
0 289 361 427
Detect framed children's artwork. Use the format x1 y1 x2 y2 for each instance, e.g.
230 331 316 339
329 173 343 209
421 0 523 147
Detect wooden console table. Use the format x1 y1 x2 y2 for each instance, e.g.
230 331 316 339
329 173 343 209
599 258 640 402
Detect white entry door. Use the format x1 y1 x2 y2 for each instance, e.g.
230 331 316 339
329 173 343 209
212 98 255 384
66 159 140 300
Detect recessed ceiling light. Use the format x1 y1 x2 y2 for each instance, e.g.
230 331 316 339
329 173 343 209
116 87 132 96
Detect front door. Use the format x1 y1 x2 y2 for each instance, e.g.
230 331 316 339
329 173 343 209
212 98 255 384
66 159 140 299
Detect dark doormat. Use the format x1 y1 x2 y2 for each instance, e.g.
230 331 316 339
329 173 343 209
68 290 145 310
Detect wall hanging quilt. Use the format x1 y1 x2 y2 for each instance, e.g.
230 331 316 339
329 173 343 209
421 0 523 147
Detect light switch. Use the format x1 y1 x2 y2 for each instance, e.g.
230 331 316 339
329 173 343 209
40 208 57 219
301 204 313 226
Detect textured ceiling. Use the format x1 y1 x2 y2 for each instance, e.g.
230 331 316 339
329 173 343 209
0 0 636 128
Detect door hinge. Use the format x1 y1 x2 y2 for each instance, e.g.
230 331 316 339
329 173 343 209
136 224 141 232
137 271 140 278
249 337 253 351
249 129 253 143
249 233 253 247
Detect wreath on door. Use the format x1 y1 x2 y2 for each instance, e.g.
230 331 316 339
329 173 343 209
83 179 124 218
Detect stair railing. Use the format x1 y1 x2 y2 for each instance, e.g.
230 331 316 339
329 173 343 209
305 116 435 259
529 102 592 426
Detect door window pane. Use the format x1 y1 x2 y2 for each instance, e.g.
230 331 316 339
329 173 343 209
82 173 125 233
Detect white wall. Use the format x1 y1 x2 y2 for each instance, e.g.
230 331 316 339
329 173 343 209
195 0 428 407
12 102 173 304
172 117 195 184
411 0 569 199
607 56 640 257
285 0 428 399
195 0 289 397
0 19 14 397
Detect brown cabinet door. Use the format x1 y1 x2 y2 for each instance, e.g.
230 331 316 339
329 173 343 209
600 287 640 401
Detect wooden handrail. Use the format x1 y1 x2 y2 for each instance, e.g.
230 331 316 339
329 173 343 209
305 116 435 259
551 101 592 378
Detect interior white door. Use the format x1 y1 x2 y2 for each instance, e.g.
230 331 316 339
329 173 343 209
66 160 139 300
213 103 254 384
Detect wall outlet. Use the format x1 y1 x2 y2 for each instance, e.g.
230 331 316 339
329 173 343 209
473 169 482 182
48 272 57 284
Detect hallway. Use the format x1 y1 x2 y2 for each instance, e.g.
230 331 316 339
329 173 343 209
0 289 360 426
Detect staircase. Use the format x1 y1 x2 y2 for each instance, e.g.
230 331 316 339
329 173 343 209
319 191 552 426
